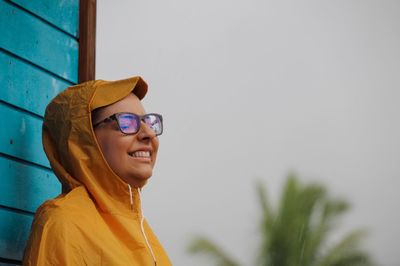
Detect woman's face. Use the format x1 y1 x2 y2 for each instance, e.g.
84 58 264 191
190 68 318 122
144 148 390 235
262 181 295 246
93 93 159 188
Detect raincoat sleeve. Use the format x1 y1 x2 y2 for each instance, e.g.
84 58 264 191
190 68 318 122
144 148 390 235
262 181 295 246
23 204 99 266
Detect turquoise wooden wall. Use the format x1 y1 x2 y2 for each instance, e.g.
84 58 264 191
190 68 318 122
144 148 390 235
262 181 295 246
0 0 79 264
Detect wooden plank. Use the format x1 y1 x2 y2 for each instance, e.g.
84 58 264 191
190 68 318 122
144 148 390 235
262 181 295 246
0 51 72 117
0 208 33 261
0 262 21 266
9 0 79 37
0 103 49 168
79 0 97 82
0 1 78 83
0 156 60 214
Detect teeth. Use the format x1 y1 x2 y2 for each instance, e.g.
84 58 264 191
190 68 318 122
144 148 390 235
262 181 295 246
130 151 150 158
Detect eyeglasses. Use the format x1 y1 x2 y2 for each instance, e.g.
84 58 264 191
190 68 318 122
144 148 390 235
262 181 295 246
93 112 163 136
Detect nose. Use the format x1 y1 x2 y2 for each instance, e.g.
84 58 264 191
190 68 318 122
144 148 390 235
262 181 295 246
137 120 157 141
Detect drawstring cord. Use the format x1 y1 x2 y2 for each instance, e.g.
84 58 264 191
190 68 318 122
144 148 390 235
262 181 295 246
128 184 134 210
127 184 157 265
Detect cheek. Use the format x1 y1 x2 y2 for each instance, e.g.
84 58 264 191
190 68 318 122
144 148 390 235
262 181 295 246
154 139 160 152
96 134 126 164
151 138 160 161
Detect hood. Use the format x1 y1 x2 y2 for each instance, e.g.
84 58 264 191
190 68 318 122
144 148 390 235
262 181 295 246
42 76 148 215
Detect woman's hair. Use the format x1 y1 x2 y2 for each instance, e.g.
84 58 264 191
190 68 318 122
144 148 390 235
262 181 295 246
91 107 105 126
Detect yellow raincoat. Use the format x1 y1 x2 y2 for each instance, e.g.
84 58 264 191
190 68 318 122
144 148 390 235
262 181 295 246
23 77 172 265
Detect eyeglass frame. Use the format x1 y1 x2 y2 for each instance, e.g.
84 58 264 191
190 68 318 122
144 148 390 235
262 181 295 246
92 112 163 136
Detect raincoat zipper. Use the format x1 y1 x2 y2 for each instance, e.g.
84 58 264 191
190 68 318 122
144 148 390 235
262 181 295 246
128 184 157 265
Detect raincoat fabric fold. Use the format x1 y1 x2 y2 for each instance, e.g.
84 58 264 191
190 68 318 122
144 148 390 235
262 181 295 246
23 77 171 266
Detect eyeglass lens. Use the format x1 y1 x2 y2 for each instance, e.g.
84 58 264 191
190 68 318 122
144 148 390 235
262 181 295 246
116 113 162 135
143 115 162 135
117 113 139 134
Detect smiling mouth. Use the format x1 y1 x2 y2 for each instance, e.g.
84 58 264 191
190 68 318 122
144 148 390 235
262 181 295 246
129 151 151 158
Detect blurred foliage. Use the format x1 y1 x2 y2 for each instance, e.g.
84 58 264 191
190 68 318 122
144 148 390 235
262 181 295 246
188 174 374 266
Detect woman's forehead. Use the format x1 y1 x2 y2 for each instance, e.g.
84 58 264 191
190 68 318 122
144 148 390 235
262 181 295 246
96 93 146 119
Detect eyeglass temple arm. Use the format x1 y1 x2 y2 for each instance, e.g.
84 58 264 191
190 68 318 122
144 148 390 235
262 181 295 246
92 116 117 128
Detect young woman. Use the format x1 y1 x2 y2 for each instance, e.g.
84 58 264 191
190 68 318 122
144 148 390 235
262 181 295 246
23 76 171 265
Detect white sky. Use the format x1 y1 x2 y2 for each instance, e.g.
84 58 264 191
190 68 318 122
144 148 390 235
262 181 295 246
96 1 400 265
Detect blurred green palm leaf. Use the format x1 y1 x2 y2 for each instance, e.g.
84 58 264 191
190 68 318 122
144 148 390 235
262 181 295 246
188 174 374 266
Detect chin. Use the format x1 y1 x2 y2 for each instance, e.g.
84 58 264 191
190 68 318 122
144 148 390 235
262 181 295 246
129 177 150 189
125 172 152 188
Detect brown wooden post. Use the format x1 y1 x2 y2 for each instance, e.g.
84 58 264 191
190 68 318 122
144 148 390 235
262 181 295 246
78 0 96 82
